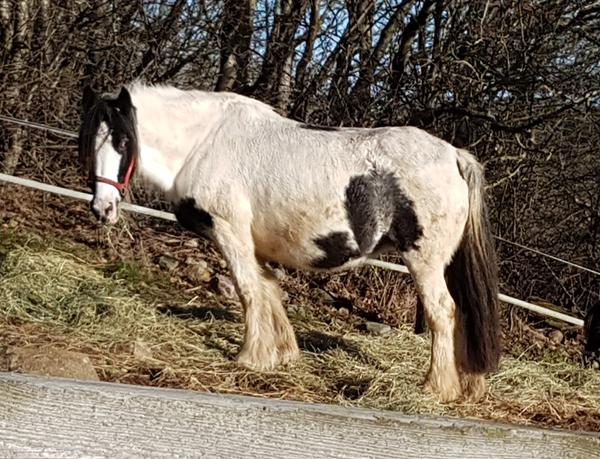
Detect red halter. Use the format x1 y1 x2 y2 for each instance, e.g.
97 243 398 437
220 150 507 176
90 156 137 196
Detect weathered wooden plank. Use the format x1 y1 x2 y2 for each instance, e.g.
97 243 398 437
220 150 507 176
0 372 598 459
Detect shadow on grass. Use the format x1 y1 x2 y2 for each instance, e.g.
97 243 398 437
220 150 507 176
157 304 239 322
298 329 359 355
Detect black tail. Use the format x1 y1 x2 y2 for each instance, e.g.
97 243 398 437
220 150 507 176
585 302 600 353
446 149 501 373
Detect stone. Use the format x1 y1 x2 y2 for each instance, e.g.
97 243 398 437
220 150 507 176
184 239 200 248
548 330 563 344
337 307 350 319
7 346 99 381
132 339 153 361
158 255 179 271
216 274 236 299
315 289 336 304
188 260 212 283
365 321 391 336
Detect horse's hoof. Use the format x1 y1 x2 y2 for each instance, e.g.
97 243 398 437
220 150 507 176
236 347 279 371
460 373 487 402
277 342 300 365
424 377 462 403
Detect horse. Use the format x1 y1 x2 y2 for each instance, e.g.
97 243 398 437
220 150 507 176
77 82 501 402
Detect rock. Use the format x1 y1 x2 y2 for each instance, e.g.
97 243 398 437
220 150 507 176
583 350 600 369
315 289 336 304
132 339 153 361
218 259 228 269
548 330 563 344
158 255 179 271
27 292 43 305
183 239 199 248
337 307 350 319
365 321 391 336
188 260 212 283
216 274 236 299
7 346 99 381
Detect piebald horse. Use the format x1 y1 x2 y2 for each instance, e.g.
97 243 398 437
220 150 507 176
78 82 500 402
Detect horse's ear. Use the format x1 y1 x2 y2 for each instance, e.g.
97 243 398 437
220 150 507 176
82 85 98 113
115 86 133 113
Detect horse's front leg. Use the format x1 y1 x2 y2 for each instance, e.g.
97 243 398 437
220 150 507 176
211 217 280 370
261 263 300 365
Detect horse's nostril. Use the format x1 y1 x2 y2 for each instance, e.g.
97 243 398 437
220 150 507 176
104 202 114 216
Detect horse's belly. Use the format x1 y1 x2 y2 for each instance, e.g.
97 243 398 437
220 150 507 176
251 203 359 270
251 218 321 268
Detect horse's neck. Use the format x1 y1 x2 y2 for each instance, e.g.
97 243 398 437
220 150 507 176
131 86 223 195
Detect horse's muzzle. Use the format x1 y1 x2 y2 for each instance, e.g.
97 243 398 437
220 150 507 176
91 199 118 224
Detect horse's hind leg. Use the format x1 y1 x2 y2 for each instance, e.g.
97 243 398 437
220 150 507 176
211 217 279 370
404 254 462 402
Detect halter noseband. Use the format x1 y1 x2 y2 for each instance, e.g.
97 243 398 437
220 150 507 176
89 156 137 197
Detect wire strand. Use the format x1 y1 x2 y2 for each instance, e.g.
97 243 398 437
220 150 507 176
495 236 600 276
0 114 78 139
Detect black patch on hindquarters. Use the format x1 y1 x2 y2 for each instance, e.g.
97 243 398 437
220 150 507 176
311 231 360 269
174 197 214 238
345 170 423 254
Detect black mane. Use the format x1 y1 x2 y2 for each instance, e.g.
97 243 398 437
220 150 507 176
78 87 139 184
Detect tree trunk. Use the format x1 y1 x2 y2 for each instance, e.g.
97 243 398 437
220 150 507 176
2 0 32 174
328 0 373 122
349 0 413 105
251 0 308 106
215 0 256 92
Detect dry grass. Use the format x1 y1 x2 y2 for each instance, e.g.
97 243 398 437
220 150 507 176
0 233 599 432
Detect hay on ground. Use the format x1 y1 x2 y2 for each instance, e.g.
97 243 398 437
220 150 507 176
0 237 598 432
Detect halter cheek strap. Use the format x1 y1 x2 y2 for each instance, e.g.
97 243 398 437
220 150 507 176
90 156 137 197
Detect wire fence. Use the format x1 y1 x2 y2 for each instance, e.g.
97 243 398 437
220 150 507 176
0 171 584 327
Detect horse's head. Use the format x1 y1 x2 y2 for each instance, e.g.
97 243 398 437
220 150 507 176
78 85 139 224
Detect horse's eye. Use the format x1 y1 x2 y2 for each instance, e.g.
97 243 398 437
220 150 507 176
118 137 128 152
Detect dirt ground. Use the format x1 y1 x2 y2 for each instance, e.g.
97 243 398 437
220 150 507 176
0 185 598 433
